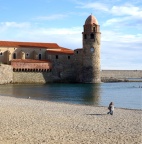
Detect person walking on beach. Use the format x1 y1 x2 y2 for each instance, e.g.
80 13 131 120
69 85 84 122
107 102 114 115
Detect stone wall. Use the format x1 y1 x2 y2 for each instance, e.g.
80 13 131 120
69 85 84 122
0 64 13 84
13 72 53 84
0 64 142 85
13 69 76 84
101 70 142 82
101 70 142 78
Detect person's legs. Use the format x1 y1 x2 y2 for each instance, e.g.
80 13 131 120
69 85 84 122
107 109 111 114
110 110 113 115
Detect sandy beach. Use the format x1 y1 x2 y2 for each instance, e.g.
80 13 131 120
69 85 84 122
0 96 141 144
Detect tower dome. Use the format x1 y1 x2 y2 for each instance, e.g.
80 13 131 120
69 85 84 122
85 14 98 25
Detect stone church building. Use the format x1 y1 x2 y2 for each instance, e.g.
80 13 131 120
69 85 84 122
0 14 101 83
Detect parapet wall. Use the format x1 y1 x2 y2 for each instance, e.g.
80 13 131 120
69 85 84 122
13 68 76 84
101 70 142 79
0 64 13 84
13 72 54 84
0 64 142 84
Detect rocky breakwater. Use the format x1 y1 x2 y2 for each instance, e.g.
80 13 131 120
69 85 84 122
0 64 13 84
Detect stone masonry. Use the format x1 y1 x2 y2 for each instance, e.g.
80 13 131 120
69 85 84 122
0 64 13 84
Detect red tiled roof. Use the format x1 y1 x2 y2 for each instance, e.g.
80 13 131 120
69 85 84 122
0 41 60 48
47 48 74 55
11 59 51 63
0 40 74 54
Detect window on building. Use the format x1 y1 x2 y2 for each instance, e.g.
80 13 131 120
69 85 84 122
0 52 2 56
39 54 42 60
56 55 58 59
90 33 94 39
13 53 16 59
84 34 87 39
76 51 78 54
68 56 70 59
93 26 96 32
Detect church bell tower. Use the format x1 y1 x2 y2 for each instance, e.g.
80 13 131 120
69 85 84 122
82 14 101 83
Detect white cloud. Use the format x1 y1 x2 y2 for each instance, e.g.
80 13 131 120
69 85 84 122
21 27 82 37
23 27 82 48
103 17 130 26
102 30 142 43
76 2 109 12
0 25 82 49
100 28 142 70
111 5 142 17
75 1 142 17
0 22 31 28
101 40 142 70
34 14 67 20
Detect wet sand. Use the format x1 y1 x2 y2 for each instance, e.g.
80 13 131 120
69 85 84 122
0 96 141 144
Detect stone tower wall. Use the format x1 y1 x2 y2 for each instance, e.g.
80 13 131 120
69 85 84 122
83 32 101 69
82 24 101 83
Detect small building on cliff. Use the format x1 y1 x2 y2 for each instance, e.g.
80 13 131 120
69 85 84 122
0 14 101 83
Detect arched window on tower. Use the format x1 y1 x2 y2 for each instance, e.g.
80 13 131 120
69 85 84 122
90 33 94 39
93 26 96 32
84 34 87 39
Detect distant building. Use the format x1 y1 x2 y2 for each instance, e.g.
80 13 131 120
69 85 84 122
0 14 101 83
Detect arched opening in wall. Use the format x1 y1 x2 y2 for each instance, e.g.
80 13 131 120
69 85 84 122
13 53 16 59
93 26 96 32
39 54 42 60
56 55 58 59
84 34 87 39
90 33 94 39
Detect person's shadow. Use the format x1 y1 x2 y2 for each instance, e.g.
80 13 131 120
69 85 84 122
86 113 107 116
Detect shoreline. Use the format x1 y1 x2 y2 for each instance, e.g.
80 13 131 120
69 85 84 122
1 94 141 111
0 95 141 144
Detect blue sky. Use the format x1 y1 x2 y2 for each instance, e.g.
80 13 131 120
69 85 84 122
0 0 142 70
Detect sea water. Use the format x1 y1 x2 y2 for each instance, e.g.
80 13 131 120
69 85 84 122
0 82 141 110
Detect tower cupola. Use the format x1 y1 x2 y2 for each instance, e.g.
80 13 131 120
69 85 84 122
85 14 98 25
